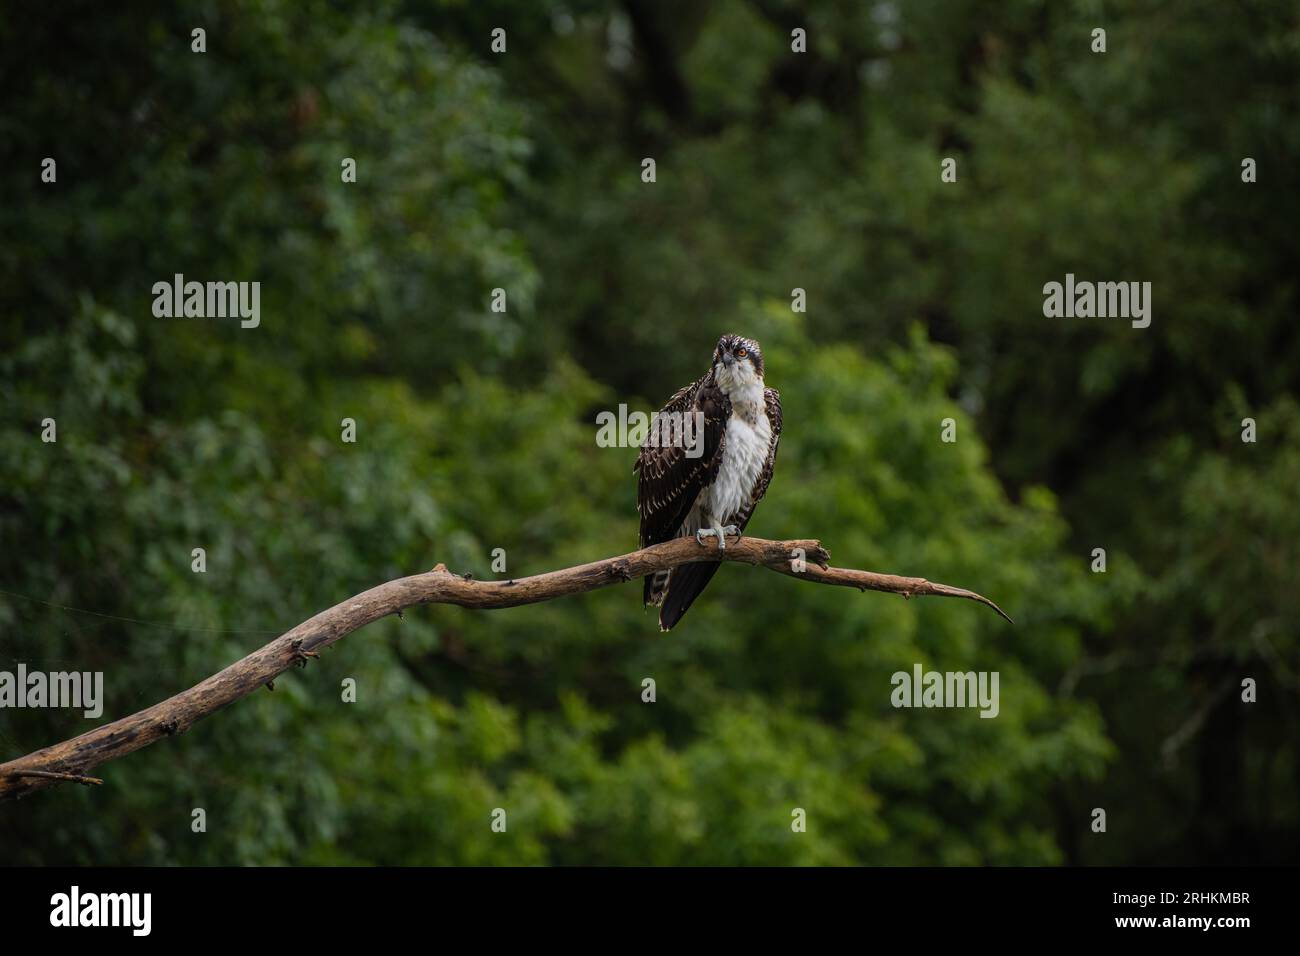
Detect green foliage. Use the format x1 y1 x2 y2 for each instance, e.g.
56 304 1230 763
1 0 1296 864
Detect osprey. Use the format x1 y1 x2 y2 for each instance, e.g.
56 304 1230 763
635 333 782 630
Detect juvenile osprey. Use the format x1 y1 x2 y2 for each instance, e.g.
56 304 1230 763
635 333 782 630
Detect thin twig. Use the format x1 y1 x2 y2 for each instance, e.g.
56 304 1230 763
13 770 104 787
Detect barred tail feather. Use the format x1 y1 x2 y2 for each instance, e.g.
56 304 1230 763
644 569 672 607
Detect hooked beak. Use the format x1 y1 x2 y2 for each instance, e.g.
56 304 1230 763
721 351 736 367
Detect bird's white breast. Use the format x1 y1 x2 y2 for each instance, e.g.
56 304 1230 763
708 388 772 522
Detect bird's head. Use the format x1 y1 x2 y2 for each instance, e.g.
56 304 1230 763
712 334 764 393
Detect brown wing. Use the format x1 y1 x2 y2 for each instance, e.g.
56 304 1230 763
634 373 729 548
656 387 781 631
635 373 729 609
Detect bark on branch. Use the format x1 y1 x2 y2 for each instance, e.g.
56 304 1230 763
0 535 1010 802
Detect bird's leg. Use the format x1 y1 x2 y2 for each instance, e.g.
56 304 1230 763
695 516 729 550
722 525 742 544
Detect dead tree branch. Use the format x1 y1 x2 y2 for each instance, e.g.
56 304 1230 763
0 535 1009 801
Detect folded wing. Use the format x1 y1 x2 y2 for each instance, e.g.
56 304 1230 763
634 376 729 608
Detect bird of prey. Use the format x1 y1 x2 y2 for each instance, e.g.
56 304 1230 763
635 333 782 630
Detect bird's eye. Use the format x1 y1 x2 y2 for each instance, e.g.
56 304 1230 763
737 347 748 358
